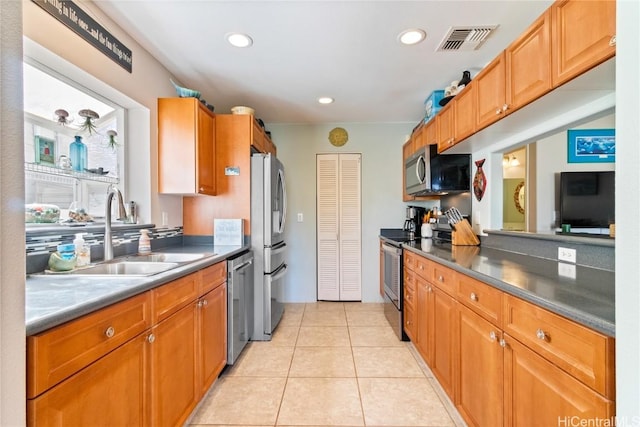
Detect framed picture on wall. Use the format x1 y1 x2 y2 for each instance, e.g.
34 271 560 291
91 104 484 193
34 136 56 166
568 129 615 163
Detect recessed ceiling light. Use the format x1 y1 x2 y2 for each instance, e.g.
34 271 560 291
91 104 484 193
318 97 334 105
226 33 253 48
398 29 426 45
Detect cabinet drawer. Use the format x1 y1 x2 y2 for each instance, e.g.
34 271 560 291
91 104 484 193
200 261 227 295
27 292 152 399
153 272 199 323
503 294 615 399
404 303 416 341
431 262 456 295
404 250 418 271
457 274 503 327
403 270 416 310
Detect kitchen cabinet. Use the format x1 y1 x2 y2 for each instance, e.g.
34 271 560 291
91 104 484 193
27 333 150 427
158 97 216 195
452 84 476 144
475 52 507 131
403 268 417 342
423 119 437 147
183 113 277 236
436 102 455 153
551 0 616 87
402 138 415 202
505 10 552 115
403 248 616 426
27 261 229 426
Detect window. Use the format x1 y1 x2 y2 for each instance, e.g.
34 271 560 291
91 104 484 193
23 61 126 221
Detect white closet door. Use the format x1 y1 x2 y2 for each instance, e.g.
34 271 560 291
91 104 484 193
317 153 361 301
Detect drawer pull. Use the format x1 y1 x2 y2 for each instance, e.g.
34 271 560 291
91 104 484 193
428 286 433 293
536 329 548 341
438 275 444 282
470 292 478 302
104 326 115 338
489 331 497 342
147 334 156 343
609 35 616 46
202 299 208 307
499 338 507 348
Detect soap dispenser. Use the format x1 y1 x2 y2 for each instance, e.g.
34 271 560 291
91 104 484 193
74 232 91 267
138 229 151 255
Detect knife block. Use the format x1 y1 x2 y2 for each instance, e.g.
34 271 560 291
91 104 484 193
451 219 480 246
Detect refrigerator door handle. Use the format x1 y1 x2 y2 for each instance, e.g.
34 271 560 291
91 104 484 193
270 241 287 255
271 263 288 281
279 168 287 233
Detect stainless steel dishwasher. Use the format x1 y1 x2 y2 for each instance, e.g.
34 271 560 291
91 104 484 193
227 250 254 365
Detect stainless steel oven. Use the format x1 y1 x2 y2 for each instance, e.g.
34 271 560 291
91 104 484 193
382 241 406 340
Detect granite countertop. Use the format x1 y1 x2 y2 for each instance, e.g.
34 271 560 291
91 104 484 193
26 243 250 335
380 235 615 337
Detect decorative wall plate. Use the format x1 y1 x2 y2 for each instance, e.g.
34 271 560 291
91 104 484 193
329 127 348 147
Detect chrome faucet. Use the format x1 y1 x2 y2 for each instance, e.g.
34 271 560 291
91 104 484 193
104 185 128 261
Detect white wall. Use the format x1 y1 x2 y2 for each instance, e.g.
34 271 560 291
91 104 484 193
616 0 640 418
0 1 26 424
535 114 615 232
268 122 416 302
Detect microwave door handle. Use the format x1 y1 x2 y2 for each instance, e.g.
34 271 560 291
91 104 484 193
416 155 426 184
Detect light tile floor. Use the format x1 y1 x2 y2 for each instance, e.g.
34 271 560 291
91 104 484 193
190 302 466 427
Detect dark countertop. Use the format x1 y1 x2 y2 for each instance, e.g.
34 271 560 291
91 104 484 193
26 243 250 335
380 235 615 337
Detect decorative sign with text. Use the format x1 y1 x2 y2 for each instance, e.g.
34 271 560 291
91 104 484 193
32 0 133 73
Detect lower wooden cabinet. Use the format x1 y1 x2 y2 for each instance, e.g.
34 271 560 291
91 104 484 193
404 249 615 427
27 333 150 426
151 302 199 427
27 261 229 426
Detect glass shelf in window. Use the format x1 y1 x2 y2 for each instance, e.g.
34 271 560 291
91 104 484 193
25 162 119 184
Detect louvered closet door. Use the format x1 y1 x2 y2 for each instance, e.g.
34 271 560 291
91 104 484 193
317 153 361 301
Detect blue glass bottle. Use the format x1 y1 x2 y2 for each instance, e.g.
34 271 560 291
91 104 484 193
69 136 87 171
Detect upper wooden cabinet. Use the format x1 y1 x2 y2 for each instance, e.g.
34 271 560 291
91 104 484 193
475 52 507 131
506 9 552 114
158 98 216 195
453 84 476 143
436 102 455 152
551 0 616 87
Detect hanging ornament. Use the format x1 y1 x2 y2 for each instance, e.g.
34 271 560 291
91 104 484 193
473 159 487 201
78 109 100 134
106 130 119 150
54 109 73 126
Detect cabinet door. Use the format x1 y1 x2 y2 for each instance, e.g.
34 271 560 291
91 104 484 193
423 119 437 147
252 120 266 153
415 279 432 364
197 105 216 195
506 10 552 113
413 125 425 151
402 139 415 201
503 335 614 426
551 0 616 87
454 84 476 143
436 104 455 153
431 286 457 399
456 305 503 427
475 52 507 131
28 333 150 427
403 269 417 342
199 282 227 395
151 303 198 427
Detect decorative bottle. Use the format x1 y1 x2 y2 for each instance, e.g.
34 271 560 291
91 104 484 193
69 136 87 172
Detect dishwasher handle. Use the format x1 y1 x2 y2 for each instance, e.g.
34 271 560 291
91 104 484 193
232 259 253 272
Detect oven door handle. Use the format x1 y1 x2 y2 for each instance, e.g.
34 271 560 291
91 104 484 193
382 243 402 256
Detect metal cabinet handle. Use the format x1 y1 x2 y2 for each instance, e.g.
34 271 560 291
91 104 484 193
536 329 548 341
199 186 205 192
428 286 433 293
495 108 502 115
499 338 507 348
147 334 156 343
609 35 616 46
470 292 478 302
202 299 208 306
502 103 509 112
105 326 115 338
489 331 497 342
438 275 444 282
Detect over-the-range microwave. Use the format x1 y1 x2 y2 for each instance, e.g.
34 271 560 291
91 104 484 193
405 144 471 196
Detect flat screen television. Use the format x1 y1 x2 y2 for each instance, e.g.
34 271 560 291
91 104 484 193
560 171 615 228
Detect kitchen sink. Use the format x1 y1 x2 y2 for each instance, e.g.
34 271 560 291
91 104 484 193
67 261 180 276
120 252 210 263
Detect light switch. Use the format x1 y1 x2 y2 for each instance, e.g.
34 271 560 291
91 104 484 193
297 213 303 222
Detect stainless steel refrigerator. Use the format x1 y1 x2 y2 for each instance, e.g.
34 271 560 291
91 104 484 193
251 153 288 341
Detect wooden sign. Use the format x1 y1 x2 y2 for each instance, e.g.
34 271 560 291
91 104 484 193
32 0 133 73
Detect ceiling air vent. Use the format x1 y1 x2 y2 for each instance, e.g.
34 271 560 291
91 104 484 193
436 26 498 51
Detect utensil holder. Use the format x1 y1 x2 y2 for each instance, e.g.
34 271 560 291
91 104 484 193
451 219 480 246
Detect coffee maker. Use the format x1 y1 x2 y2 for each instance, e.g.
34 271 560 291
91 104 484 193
403 206 427 239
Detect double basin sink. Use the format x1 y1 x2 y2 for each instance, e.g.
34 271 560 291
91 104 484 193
59 252 212 276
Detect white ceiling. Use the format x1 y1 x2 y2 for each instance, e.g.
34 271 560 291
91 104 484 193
94 0 554 124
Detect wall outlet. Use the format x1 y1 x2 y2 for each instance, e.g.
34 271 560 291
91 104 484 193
297 213 303 222
161 211 169 226
558 262 577 279
558 247 576 263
